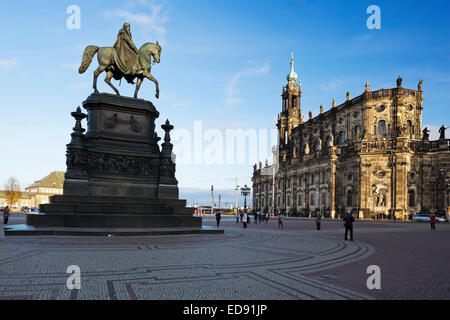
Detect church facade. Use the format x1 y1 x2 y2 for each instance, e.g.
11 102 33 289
252 56 450 220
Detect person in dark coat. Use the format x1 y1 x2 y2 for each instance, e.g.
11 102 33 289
215 210 221 227
3 206 10 225
343 211 355 241
316 212 322 230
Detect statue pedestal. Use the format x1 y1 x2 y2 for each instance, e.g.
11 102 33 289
6 93 222 236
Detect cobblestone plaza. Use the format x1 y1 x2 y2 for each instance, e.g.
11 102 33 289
1 216 449 300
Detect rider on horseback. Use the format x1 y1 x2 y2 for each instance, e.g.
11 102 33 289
113 23 140 84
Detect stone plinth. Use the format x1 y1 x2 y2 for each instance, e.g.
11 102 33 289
7 93 220 236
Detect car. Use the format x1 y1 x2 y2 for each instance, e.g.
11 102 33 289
413 214 448 223
30 207 38 212
21 206 29 212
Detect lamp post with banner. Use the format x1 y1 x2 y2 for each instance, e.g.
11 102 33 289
241 185 251 211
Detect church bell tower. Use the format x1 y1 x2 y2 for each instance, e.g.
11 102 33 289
278 53 303 146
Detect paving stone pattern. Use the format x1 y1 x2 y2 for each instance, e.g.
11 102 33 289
0 216 449 300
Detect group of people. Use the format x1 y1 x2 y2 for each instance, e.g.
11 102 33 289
215 208 441 238
235 209 287 229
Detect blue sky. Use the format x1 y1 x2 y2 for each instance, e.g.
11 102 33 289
0 0 449 205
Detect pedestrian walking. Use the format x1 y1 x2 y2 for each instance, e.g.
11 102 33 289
343 211 354 241
215 210 221 228
430 214 436 230
242 210 248 229
236 210 240 223
316 212 322 230
3 206 10 225
278 213 285 230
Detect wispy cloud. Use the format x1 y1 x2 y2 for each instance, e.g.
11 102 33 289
103 0 169 43
226 63 270 104
61 63 79 71
318 78 344 91
0 58 18 71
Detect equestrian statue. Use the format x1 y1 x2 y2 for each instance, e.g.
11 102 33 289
78 23 161 99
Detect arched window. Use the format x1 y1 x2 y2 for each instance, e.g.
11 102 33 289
378 120 386 136
314 140 321 151
347 190 353 207
338 131 345 144
408 189 416 207
353 125 360 140
326 135 331 147
310 193 315 206
407 120 413 138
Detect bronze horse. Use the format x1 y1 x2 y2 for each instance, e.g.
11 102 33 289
78 42 161 99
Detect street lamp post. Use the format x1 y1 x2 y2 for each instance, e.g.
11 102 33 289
241 185 251 211
235 179 239 215
211 185 214 216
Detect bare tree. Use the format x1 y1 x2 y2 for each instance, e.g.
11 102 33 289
4 176 20 208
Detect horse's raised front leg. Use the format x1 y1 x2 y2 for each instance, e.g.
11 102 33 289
104 70 120 96
134 77 143 99
93 65 107 93
142 71 159 99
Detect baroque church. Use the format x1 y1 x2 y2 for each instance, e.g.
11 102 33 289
252 55 450 220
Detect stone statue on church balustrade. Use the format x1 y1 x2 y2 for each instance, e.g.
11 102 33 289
439 125 447 140
422 127 430 141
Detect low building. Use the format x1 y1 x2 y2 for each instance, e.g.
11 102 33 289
252 55 450 220
0 171 64 210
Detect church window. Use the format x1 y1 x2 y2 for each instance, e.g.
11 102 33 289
378 120 386 136
347 190 353 207
408 189 416 207
353 125 360 140
407 120 413 138
338 131 345 144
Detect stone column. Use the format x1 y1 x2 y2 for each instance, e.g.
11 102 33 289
159 119 178 199
64 106 89 196
330 151 337 219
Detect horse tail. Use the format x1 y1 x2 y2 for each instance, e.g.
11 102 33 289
78 46 99 74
